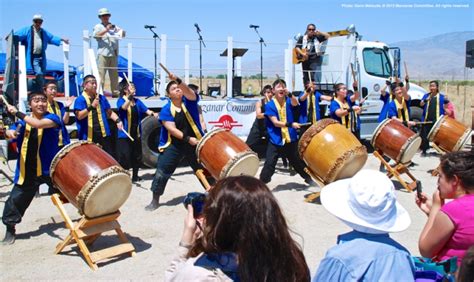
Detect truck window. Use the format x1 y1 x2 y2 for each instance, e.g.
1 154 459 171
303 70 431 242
362 48 392 78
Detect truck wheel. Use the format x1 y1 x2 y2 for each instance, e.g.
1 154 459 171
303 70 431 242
141 115 161 168
410 106 423 133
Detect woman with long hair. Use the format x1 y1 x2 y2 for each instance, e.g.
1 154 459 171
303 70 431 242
416 151 474 267
166 175 310 281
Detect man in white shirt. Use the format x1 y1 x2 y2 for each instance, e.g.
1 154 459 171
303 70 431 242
93 8 125 97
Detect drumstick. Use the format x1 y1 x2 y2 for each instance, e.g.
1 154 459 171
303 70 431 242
159 63 171 76
123 72 131 86
121 128 135 142
299 122 312 127
350 63 356 82
404 61 409 78
0 95 11 108
413 121 433 125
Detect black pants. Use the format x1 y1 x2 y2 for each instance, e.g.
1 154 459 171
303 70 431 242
92 134 115 159
117 138 142 178
150 143 207 196
420 123 434 152
2 175 52 228
302 57 322 86
259 141 310 183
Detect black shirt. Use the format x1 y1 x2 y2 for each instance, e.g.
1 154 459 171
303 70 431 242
130 104 139 138
426 95 438 122
171 109 196 144
24 127 38 184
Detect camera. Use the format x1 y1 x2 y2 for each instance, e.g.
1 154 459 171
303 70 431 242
183 192 206 218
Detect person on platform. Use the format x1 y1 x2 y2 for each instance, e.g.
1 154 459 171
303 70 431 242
146 74 209 211
1 92 61 245
166 176 310 281
93 8 125 96
314 170 415 281
44 81 72 149
420 80 445 156
295 23 329 86
259 79 314 185
415 151 474 268
329 81 361 138
13 14 69 91
116 80 157 182
74 74 123 158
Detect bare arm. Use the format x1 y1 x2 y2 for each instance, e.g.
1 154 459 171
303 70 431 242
163 120 198 146
417 191 455 258
255 100 264 119
321 95 333 102
269 116 300 129
7 105 57 129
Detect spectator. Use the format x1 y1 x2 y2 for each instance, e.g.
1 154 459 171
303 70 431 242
13 14 69 91
416 151 474 267
93 8 125 97
443 97 456 119
165 175 310 281
314 169 415 281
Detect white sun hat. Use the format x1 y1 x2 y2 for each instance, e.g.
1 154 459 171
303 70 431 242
320 169 411 234
98 8 111 16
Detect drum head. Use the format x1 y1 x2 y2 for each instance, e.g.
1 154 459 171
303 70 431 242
79 167 132 218
371 118 390 149
220 152 260 179
329 146 368 183
453 128 472 152
399 136 422 164
427 115 446 142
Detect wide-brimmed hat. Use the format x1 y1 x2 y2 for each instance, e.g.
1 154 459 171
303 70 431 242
32 14 43 21
98 8 111 16
321 169 411 234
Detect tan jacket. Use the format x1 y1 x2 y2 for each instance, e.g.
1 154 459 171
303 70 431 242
165 246 233 281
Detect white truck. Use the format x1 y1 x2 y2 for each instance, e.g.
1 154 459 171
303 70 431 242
293 25 427 139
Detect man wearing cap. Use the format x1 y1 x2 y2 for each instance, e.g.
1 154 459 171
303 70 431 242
313 170 415 281
93 8 125 97
13 14 69 91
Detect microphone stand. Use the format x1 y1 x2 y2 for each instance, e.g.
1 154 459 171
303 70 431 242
251 26 266 92
145 27 161 96
195 26 206 95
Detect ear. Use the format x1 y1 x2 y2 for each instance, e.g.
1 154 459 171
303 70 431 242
452 175 461 189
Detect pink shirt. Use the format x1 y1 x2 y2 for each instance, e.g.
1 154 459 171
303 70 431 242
444 102 455 119
438 194 474 266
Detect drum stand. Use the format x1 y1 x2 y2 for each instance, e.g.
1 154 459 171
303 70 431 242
50 194 136 270
374 151 417 192
196 169 212 191
303 168 326 203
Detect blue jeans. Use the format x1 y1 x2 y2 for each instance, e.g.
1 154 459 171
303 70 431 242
32 56 45 91
150 142 204 196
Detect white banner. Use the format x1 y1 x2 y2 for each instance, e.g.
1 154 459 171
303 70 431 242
199 98 259 138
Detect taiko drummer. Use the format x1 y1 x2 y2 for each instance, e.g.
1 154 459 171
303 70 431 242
2 92 61 245
146 74 211 211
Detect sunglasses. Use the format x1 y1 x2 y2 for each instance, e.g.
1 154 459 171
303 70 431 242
308 28 315 31
34 20 43 23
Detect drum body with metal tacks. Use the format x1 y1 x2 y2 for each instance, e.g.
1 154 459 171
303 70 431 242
196 128 259 180
428 115 472 153
298 118 368 184
371 118 421 164
50 141 132 218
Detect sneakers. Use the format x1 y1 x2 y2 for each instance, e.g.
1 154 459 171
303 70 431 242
2 227 16 245
144 193 160 211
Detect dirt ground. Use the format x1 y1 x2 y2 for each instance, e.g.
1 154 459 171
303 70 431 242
0 148 461 280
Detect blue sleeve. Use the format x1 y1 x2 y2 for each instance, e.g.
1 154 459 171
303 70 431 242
43 29 62 46
380 93 389 103
329 100 340 116
159 103 174 122
44 113 61 126
137 99 149 114
73 96 86 111
313 257 352 282
387 102 397 119
13 27 29 42
101 95 111 111
265 102 278 118
117 97 125 110
316 91 322 101
57 102 66 117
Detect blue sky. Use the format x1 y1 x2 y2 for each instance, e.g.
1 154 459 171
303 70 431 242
1 0 472 75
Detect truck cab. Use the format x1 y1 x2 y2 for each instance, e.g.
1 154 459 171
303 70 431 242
295 25 427 139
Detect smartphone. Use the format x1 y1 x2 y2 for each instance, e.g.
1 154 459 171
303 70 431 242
183 192 206 218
